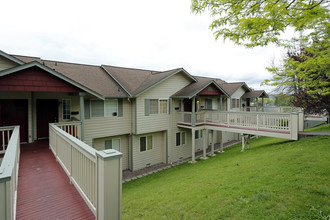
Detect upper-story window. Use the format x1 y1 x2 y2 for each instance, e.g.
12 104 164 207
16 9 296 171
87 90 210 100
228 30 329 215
91 99 118 117
205 98 218 110
231 99 240 109
62 99 71 120
145 99 168 115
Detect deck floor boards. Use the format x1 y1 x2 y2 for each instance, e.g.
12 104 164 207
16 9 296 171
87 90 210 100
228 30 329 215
16 140 95 220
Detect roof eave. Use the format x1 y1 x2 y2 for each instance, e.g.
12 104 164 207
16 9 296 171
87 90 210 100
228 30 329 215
0 50 25 65
134 68 195 97
0 61 105 100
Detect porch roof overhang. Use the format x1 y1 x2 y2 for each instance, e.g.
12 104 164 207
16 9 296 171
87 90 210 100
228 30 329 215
219 82 251 96
242 90 269 99
171 80 230 99
0 61 104 100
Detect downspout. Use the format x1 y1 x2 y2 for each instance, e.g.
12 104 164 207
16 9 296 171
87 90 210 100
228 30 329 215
165 130 168 165
31 92 35 143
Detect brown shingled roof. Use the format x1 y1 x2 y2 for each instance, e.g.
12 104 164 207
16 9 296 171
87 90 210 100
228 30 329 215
172 76 229 98
242 90 269 98
13 55 129 98
219 82 250 96
102 65 196 96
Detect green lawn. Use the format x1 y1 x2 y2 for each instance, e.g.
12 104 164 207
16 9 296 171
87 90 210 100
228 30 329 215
123 126 330 219
305 123 330 132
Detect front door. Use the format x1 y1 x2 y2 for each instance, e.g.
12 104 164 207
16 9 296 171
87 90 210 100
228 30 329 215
37 99 58 139
0 99 29 143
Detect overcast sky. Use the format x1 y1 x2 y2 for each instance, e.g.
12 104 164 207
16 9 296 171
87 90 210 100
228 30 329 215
0 0 286 93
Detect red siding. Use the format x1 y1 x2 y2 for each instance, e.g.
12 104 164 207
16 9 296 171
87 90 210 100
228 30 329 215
0 67 82 92
199 84 223 95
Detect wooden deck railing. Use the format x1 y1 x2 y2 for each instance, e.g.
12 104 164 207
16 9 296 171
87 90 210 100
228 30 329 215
54 121 81 140
0 126 20 220
0 126 14 154
49 123 122 220
177 111 300 140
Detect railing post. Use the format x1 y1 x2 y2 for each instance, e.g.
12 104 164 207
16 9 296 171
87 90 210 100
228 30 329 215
291 113 298 140
298 111 304 132
96 149 122 220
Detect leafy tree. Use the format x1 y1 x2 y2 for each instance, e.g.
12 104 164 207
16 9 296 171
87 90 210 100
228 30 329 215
192 0 330 114
191 0 329 47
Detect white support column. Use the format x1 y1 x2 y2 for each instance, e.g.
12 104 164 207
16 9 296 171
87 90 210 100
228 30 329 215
201 129 208 160
79 92 86 141
241 134 251 152
192 96 196 127
96 149 123 220
217 131 224 153
189 129 196 163
241 134 245 152
209 130 216 157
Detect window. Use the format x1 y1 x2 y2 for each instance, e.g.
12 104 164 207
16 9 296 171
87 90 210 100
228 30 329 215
91 100 104 117
140 135 153 152
91 99 118 117
146 99 168 115
195 130 203 139
176 132 186 146
231 99 240 109
105 138 120 152
205 98 218 110
62 99 71 120
159 99 168 114
150 99 158 114
105 99 118 117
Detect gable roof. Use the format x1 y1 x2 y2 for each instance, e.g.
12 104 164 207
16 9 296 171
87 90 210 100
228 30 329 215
0 61 105 99
102 65 197 97
172 76 229 99
0 50 25 65
11 55 129 98
242 90 269 99
219 82 251 96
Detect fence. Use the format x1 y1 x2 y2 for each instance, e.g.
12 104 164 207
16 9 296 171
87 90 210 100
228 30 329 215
0 126 20 220
49 123 122 220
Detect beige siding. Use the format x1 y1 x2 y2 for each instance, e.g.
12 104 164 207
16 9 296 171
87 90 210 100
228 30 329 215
132 131 165 171
231 87 246 111
84 99 131 146
93 135 129 170
136 72 192 134
0 56 18 71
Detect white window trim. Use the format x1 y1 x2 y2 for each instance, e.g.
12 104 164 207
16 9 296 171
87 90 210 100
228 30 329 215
62 99 71 121
140 135 153 152
90 99 118 118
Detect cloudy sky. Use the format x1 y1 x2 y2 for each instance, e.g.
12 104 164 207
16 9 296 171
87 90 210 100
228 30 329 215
1 0 286 93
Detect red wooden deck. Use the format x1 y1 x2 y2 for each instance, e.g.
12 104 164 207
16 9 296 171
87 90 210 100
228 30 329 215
16 140 95 219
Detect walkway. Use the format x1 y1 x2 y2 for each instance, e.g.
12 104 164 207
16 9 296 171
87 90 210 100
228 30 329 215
16 140 95 219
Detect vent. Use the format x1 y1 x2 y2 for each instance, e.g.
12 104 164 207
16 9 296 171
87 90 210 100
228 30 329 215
146 163 151 167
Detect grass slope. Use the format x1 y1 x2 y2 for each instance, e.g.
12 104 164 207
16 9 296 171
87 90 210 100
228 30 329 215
123 129 330 219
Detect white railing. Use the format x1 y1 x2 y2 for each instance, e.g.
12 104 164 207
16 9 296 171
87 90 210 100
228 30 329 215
54 121 81 140
0 126 20 220
49 123 122 220
0 127 14 154
241 106 302 113
177 112 205 125
177 111 300 140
